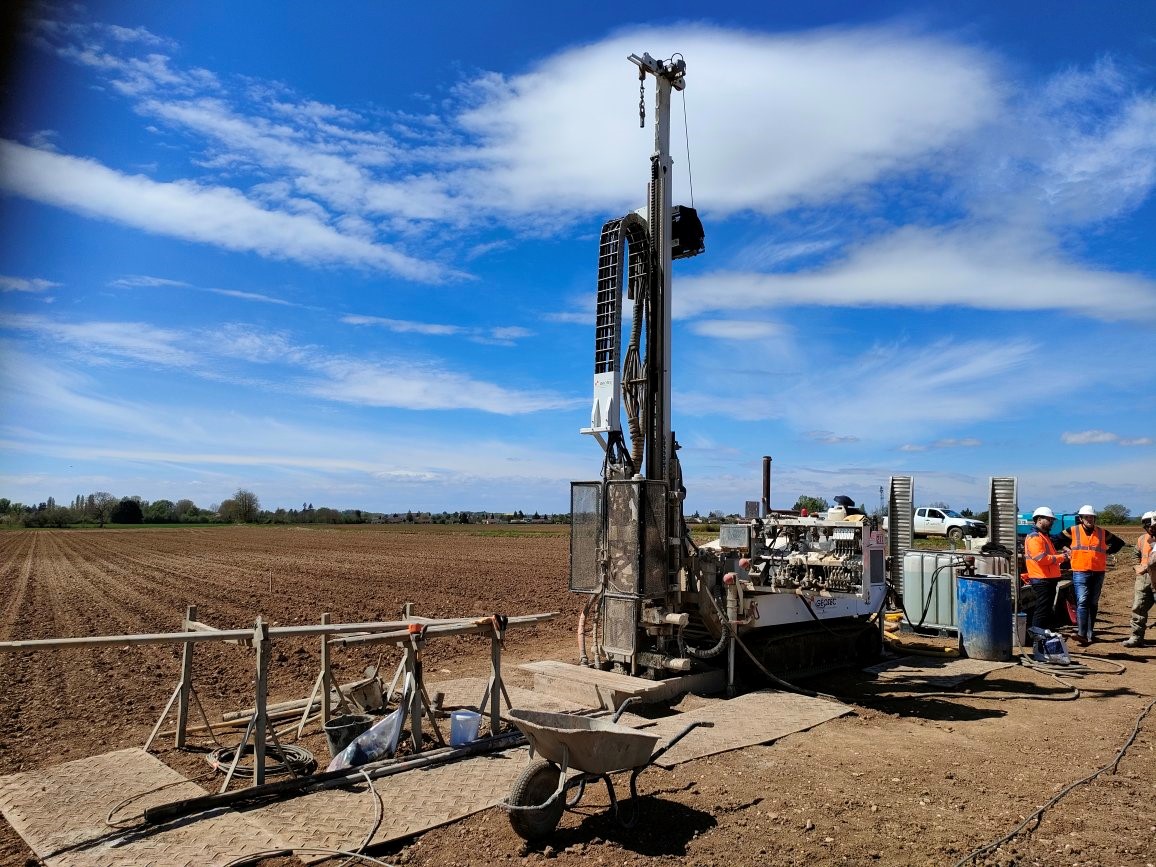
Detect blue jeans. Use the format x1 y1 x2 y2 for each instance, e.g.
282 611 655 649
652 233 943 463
1071 571 1105 640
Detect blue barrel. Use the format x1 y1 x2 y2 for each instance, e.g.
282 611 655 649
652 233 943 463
956 575 1013 661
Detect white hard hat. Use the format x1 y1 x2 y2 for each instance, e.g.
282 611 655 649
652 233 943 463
1143 511 1156 524
1032 506 1055 519
1077 505 1096 516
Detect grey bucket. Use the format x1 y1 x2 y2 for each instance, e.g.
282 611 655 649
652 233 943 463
323 713 373 758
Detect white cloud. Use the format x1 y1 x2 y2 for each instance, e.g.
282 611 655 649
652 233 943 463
683 337 1043 442
902 438 982 451
676 222 1156 321
341 314 533 345
688 319 784 341
2 315 562 415
459 26 1000 218
1 313 197 367
805 430 859 445
0 275 58 293
205 287 298 307
1063 430 1153 447
308 357 576 414
109 275 189 288
341 314 464 336
0 140 455 280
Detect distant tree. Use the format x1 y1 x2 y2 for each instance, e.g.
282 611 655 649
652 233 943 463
88 491 118 527
0 498 11 514
928 501 951 509
110 498 143 524
217 499 238 522
146 499 176 522
961 507 974 517
405 510 414 523
173 499 197 520
792 495 829 515
233 489 260 523
1100 504 1130 524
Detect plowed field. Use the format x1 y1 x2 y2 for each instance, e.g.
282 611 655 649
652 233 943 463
2 525 1156 867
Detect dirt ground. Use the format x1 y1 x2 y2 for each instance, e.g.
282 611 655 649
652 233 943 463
2 525 1155 867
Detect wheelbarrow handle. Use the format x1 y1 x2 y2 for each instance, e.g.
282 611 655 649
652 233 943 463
647 720 713 766
611 695 641 723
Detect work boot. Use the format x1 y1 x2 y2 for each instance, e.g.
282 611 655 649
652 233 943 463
1122 636 1145 648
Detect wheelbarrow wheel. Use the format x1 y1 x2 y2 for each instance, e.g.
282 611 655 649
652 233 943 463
508 759 564 841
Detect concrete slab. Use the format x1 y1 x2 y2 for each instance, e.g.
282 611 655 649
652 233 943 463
0 748 286 866
518 660 725 710
863 654 1016 687
617 690 852 768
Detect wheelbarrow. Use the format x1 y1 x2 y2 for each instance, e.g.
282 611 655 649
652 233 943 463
501 698 713 841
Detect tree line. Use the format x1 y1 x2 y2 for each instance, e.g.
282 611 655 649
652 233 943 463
0 490 571 529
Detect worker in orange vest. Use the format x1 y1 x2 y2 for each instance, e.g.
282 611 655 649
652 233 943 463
1123 511 1156 648
1024 506 1069 633
1057 505 1126 645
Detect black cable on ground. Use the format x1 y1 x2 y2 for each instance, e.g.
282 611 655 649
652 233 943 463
205 743 316 778
105 771 220 829
952 692 1156 867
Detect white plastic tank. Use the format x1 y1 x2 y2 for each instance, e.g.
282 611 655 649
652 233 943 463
901 551 1011 630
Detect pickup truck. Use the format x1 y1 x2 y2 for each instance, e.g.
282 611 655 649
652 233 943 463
882 508 988 541
913 507 987 541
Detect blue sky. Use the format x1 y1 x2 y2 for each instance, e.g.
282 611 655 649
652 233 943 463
1 0 1154 517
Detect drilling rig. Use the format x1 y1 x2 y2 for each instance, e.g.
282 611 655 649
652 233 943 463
569 53 889 689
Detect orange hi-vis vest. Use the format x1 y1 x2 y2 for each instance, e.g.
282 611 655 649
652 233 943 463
1069 525 1107 571
1141 534 1155 573
1025 531 1063 579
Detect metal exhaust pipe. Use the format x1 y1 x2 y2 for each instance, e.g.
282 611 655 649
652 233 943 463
761 455 772 517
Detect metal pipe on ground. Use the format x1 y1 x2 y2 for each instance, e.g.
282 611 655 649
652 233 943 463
143 730 527 825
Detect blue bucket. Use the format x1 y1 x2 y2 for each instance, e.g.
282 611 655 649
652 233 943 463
956 575 1013 661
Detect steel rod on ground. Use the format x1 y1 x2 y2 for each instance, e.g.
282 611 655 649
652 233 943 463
144 730 528 825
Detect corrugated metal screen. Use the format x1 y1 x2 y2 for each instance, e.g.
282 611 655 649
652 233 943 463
569 482 601 593
988 476 1018 551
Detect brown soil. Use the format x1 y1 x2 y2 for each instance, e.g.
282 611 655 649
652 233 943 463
2 525 1155 867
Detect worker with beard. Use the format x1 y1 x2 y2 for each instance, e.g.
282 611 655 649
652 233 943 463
1024 506 1069 633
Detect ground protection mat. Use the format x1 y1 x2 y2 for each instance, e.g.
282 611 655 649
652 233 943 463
245 747 527 862
622 690 852 768
0 748 286 866
863 655 1016 687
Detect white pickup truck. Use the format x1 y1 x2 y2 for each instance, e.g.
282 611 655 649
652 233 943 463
882 507 988 541
913 507 986 541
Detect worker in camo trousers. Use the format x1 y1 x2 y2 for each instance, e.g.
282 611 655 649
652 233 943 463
1057 505 1126 646
1123 511 1156 648
1024 506 1068 633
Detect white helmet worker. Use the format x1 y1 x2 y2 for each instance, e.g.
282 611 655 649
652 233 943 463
1143 511 1156 526
1032 506 1055 520
1078 505 1096 516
